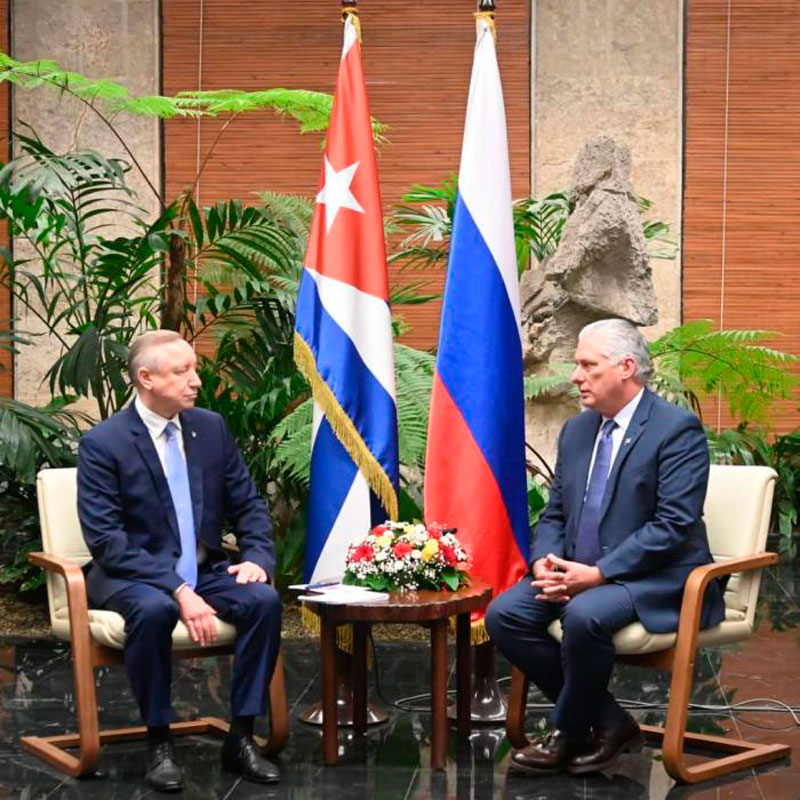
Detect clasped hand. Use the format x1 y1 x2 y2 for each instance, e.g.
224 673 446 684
531 554 605 602
177 561 267 645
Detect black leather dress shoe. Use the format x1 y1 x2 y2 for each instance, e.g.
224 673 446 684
145 741 184 793
221 734 281 784
510 729 593 775
568 715 644 774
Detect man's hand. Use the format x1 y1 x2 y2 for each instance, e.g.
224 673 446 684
227 560 267 584
177 587 218 646
531 554 605 602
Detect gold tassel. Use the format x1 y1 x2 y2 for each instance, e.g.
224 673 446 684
474 10 496 38
301 605 354 653
294 333 399 520
342 7 362 43
447 616 491 646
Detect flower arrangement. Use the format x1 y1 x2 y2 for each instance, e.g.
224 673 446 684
343 521 471 592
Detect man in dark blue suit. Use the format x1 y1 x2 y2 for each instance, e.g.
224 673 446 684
486 319 725 776
78 330 282 791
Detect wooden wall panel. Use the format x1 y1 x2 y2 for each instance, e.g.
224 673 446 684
683 0 800 432
162 1 530 354
0 0 11 398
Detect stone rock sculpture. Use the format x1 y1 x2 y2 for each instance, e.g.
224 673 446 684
522 136 658 465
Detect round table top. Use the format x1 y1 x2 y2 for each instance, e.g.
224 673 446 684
301 580 493 623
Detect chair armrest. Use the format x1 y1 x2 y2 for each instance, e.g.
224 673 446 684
28 552 92 643
682 552 778 619
673 552 778 662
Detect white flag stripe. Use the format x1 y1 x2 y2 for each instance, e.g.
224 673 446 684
309 469 371 582
341 16 357 60
457 21 522 344
305 268 397 400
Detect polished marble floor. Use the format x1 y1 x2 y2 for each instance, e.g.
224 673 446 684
1 561 799 800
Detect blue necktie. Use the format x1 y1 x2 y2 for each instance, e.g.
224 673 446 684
164 422 197 588
574 418 617 566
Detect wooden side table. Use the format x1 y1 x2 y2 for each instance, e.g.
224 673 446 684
302 581 493 770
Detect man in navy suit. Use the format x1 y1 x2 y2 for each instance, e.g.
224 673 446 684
78 330 282 791
486 319 725 776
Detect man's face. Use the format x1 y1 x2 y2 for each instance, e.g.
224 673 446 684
571 333 634 416
138 340 201 418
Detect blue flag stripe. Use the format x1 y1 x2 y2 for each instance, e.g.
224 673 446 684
304 416 359 581
296 273 399 488
435 193 529 557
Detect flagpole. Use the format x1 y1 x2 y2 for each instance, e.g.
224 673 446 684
440 0 510 730
297 0 391 732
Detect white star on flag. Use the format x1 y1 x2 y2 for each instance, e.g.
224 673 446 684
315 157 365 233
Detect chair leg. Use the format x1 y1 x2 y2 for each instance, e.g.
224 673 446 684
20 638 102 777
640 646 791 783
505 667 530 749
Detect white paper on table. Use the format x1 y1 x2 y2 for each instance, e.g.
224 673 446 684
297 588 389 605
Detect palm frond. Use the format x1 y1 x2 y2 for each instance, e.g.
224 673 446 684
0 397 80 483
650 320 799 421
524 364 576 400
0 53 389 140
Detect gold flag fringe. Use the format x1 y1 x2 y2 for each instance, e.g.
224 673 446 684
474 10 496 37
301 605 354 653
449 615 491 646
294 333 399 520
342 7 362 43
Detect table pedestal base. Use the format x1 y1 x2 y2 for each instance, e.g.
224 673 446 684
300 646 389 726
447 642 507 724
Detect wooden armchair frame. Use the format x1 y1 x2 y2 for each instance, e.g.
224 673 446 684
505 552 791 784
19 551 289 778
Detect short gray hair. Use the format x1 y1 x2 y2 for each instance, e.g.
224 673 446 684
127 330 184 386
578 319 653 384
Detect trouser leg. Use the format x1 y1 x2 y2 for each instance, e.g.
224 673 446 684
197 569 282 718
553 583 637 732
485 578 564 705
102 583 179 727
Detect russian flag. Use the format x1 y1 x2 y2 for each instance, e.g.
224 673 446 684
424 15 529 614
294 12 399 582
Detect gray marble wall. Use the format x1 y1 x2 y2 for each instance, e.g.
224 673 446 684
11 0 160 408
531 0 683 337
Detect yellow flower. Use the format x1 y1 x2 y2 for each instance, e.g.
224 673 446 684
420 539 439 562
375 534 394 548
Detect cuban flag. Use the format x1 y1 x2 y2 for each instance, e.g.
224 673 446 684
294 13 399 583
424 15 529 615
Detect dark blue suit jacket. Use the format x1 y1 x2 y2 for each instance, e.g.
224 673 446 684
78 405 275 607
531 389 725 633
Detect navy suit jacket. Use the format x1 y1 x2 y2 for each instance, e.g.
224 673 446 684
531 389 725 633
78 404 275 607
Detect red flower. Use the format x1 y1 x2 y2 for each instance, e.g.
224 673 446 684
371 524 388 536
440 544 458 566
427 527 442 540
351 544 375 563
392 541 412 558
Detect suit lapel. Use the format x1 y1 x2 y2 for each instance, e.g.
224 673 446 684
128 406 181 544
181 412 204 535
573 413 602 511
599 389 654 521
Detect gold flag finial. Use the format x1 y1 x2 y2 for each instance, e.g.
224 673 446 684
342 0 362 42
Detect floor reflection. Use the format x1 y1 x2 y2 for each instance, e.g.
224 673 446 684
0 561 798 799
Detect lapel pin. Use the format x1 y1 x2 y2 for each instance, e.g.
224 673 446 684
624 437 632 445
191 431 197 438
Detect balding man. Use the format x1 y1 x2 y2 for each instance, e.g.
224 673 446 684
486 319 725 777
78 330 281 791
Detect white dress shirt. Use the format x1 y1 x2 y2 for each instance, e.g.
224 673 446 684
134 394 185 470
585 387 645 486
134 394 205 570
